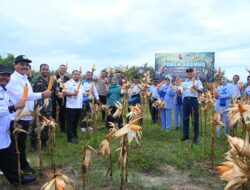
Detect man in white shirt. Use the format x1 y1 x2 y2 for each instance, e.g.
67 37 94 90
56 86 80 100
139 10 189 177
63 70 86 143
0 64 36 184
81 71 99 131
6 55 51 174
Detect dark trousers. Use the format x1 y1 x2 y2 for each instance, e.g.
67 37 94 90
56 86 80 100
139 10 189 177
30 120 49 150
182 97 199 141
81 103 91 128
149 98 158 123
57 98 66 132
106 106 123 129
99 95 107 121
51 94 57 121
10 120 30 170
66 108 82 141
0 143 19 183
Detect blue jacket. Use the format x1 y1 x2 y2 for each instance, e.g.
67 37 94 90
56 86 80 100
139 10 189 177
214 83 233 111
107 84 122 106
158 84 175 109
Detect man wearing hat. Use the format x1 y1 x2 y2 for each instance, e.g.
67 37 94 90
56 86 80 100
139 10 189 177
6 55 51 174
148 78 160 123
0 64 36 184
181 68 203 143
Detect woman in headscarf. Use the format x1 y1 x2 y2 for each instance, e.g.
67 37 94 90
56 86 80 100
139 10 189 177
106 77 122 129
158 76 175 131
214 76 233 137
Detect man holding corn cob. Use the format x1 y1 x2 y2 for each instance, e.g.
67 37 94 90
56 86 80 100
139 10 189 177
6 55 51 174
54 64 70 132
181 68 203 144
81 71 99 131
0 64 36 184
63 70 86 143
31 64 56 150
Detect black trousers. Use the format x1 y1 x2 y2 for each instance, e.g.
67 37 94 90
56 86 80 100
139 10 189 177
10 120 30 170
66 108 82 141
149 98 158 123
99 95 107 121
106 106 123 129
81 103 91 128
51 94 57 121
30 120 49 149
57 98 67 132
182 97 199 141
0 143 19 183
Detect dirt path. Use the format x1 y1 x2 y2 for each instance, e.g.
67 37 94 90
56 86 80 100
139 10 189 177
138 164 207 190
0 165 211 190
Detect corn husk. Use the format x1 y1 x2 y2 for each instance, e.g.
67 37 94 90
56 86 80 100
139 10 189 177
99 139 110 156
226 104 250 127
40 173 76 190
83 145 96 171
15 104 32 121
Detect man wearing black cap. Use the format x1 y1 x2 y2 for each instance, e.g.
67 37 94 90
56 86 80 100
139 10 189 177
181 68 203 143
0 64 36 184
6 55 51 174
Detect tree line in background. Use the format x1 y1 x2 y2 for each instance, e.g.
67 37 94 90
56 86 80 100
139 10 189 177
0 54 155 80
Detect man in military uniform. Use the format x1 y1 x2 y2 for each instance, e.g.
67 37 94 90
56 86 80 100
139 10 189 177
30 64 55 150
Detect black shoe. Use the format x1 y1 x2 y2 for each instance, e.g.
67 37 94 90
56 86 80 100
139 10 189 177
23 166 35 175
180 137 189 141
22 175 36 184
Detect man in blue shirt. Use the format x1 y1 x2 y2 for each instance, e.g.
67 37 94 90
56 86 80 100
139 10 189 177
148 78 160 123
181 68 203 143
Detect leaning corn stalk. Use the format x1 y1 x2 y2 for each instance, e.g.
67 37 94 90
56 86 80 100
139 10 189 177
13 123 28 189
42 116 57 173
100 125 118 180
89 100 99 146
82 144 96 190
40 172 76 190
35 106 44 174
211 111 225 168
114 118 143 190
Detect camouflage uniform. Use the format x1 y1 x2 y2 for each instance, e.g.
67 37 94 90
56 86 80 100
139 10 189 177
30 76 56 150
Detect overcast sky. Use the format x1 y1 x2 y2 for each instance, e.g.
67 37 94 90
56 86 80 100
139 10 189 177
0 0 249 80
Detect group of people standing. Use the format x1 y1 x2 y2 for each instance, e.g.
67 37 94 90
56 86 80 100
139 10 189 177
1 54 250 186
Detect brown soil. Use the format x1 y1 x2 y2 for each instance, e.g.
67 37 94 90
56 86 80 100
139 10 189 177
0 165 209 190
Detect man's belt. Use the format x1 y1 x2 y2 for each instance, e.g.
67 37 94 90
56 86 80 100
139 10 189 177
184 97 197 100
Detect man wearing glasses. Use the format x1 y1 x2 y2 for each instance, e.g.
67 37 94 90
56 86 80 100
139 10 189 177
6 55 51 174
181 68 203 144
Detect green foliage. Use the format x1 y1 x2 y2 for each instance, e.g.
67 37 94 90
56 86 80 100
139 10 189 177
0 53 15 70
